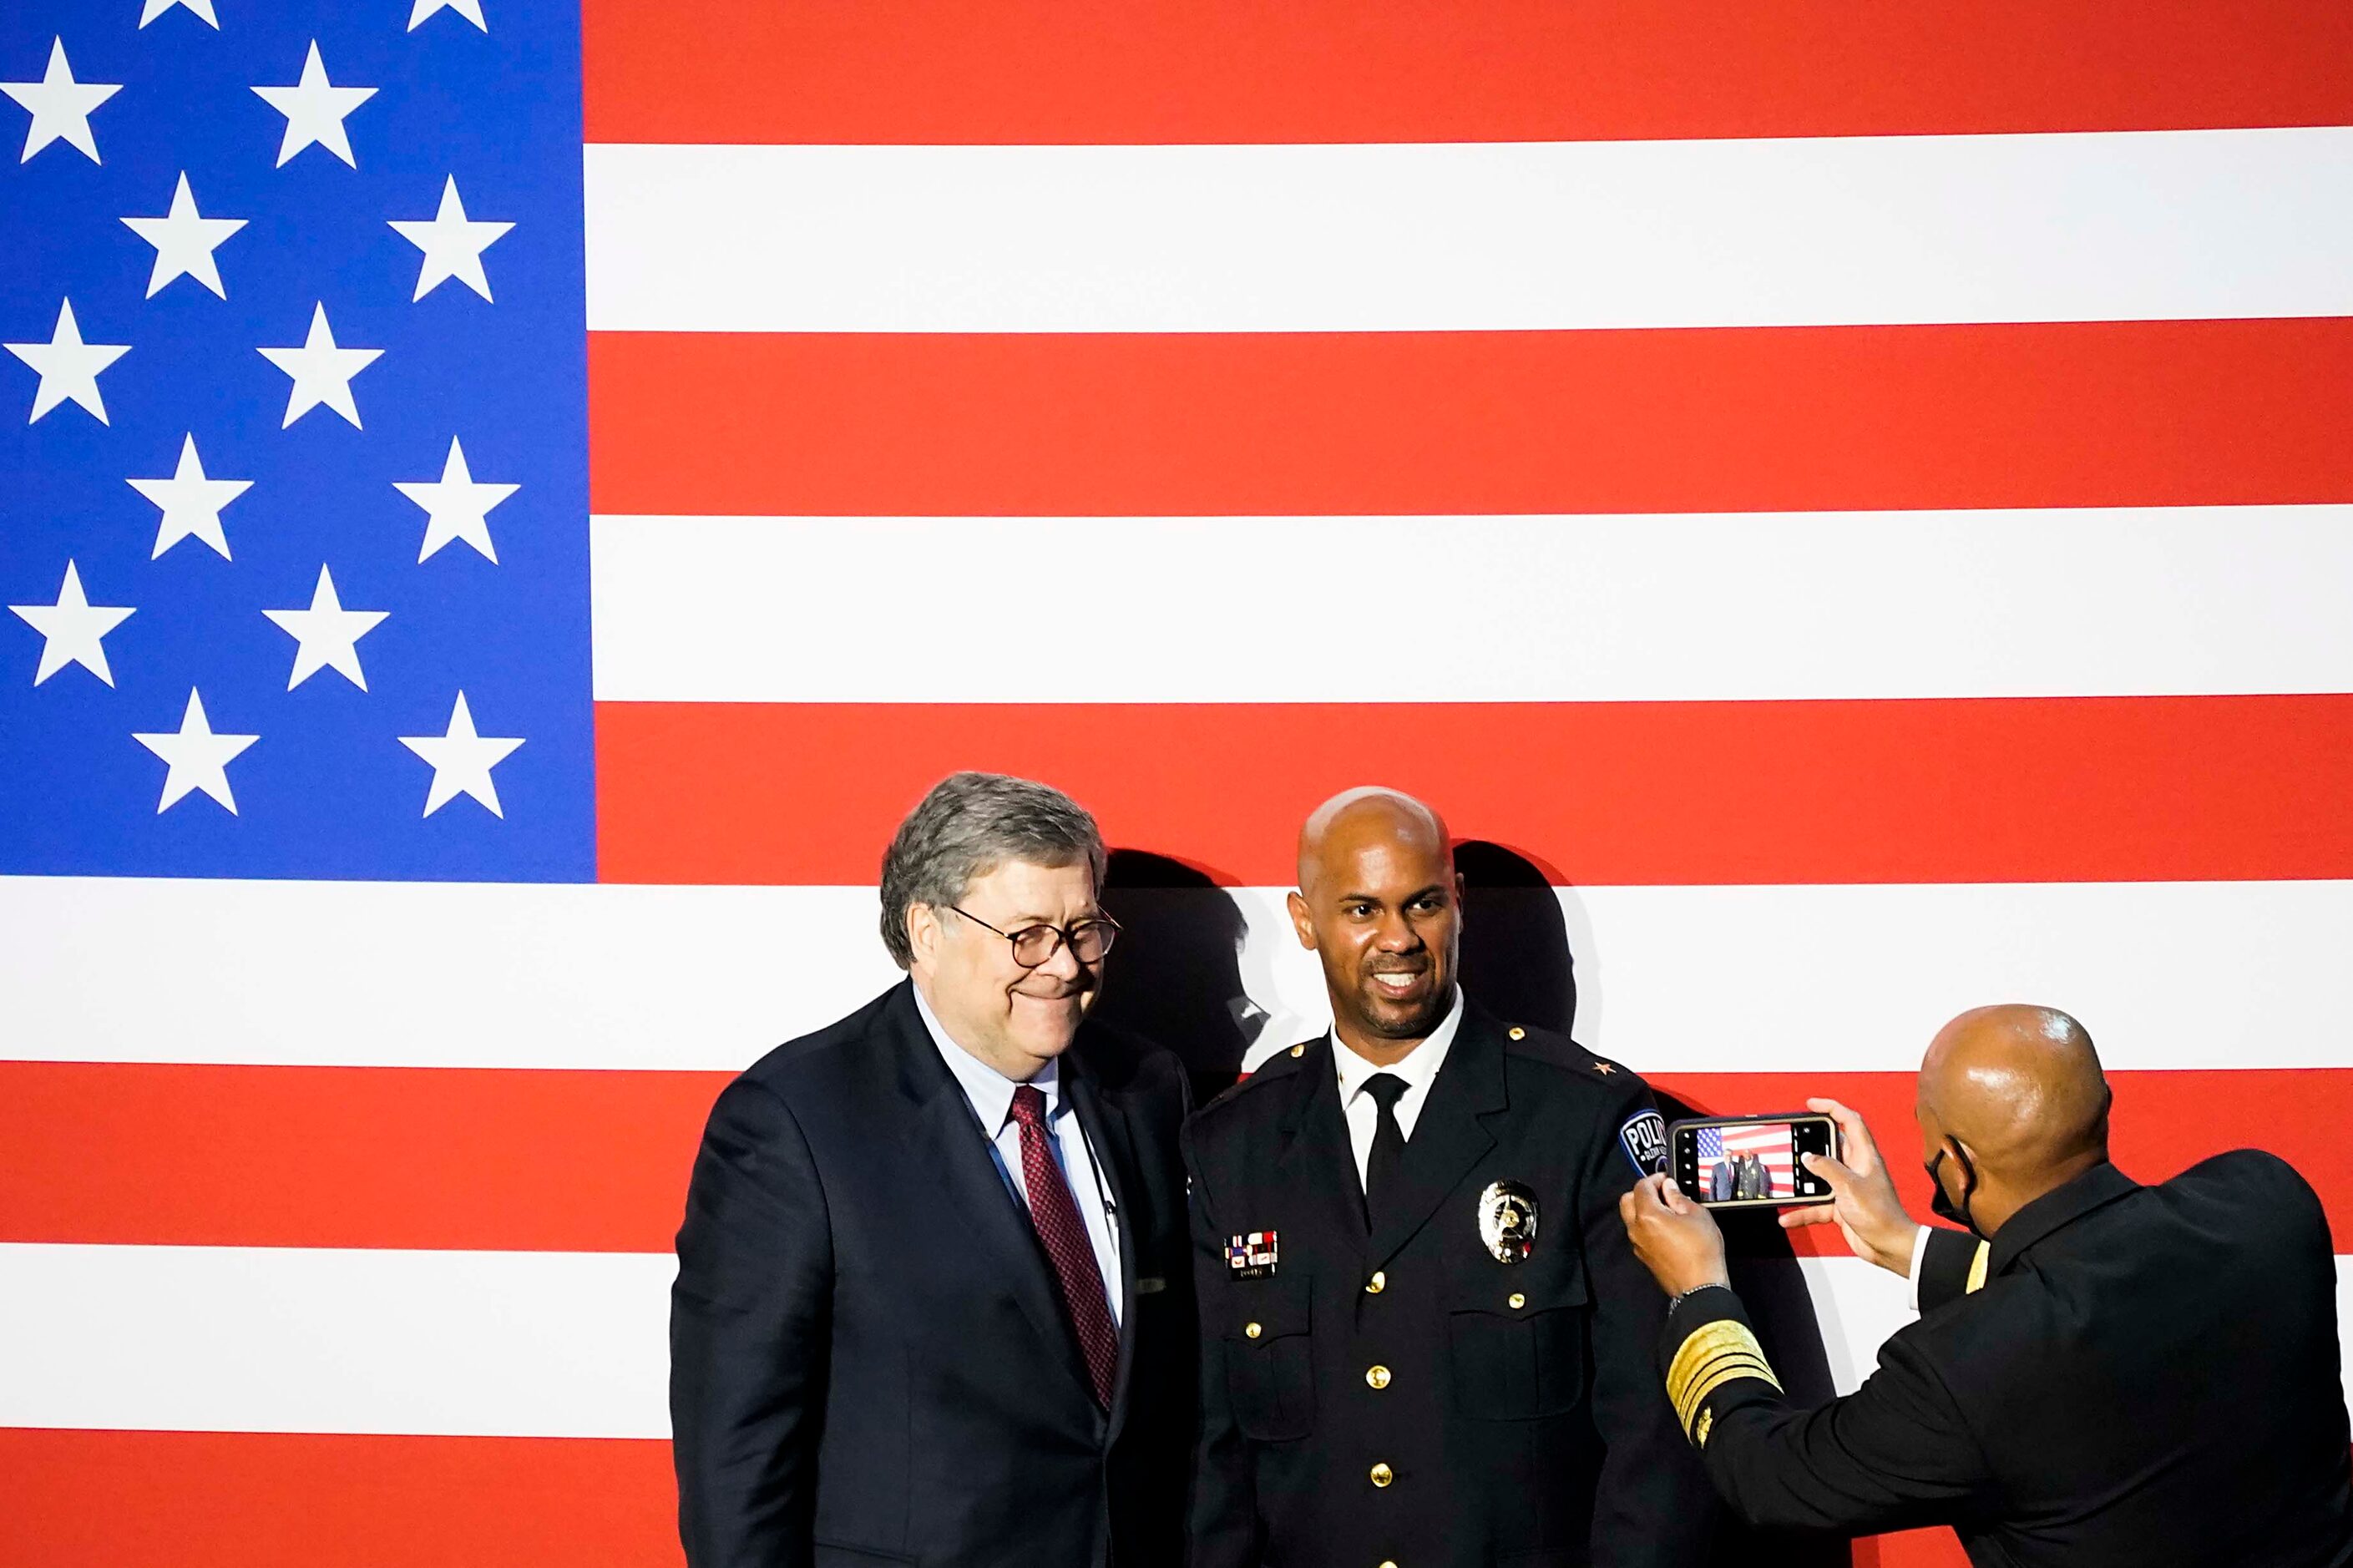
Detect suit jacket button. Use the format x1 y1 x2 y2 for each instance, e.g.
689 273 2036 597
1365 1364 1392 1389
1244 1322 1263 1338
1365 1271 1386 1294
1369 1462 1394 1488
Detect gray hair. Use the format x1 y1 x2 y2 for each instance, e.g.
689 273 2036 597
878 771 1107 969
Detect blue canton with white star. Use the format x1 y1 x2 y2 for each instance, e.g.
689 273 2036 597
0 0 591 881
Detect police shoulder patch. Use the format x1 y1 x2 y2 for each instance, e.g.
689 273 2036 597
1617 1109 1668 1176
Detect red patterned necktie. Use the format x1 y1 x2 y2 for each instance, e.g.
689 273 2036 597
1009 1084 1120 1408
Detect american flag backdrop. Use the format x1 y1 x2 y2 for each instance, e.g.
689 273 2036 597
1695 1124 1797 1200
5 4 2353 1567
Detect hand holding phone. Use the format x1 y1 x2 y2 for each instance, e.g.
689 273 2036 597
1776 1096 1922 1274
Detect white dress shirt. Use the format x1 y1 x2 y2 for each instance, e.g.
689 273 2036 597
1905 1221 1935 1311
913 985 1124 1324
1331 987 1465 1191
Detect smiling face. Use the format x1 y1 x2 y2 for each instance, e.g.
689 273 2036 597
907 856 1106 1081
1288 791 1462 1065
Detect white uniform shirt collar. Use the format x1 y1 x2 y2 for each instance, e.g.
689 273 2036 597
913 980 1062 1132
1332 986 1464 1106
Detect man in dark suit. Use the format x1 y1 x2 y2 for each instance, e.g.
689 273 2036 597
1185 787 1715 1568
1708 1157 1737 1203
1622 1004 2353 1566
671 772 1195 1568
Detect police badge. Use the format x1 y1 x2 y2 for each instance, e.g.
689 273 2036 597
1477 1181 1539 1263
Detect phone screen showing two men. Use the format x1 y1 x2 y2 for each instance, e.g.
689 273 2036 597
1671 1115 1836 1208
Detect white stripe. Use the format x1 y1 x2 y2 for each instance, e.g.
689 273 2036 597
584 129 2353 333
0 1244 671 1439
591 506 2353 704
4 876 2349 1074
0 1243 2339 1435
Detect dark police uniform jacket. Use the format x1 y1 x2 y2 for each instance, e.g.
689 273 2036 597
1662 1152 2353 1567
671 982 1197 1568
1184 1001 1715 1568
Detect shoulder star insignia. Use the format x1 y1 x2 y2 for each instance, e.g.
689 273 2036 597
1593 1061 1617 1075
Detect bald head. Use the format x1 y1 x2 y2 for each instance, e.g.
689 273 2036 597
1298 787 1450 894
1288 788 1461 1061
1919 1004 2111 1185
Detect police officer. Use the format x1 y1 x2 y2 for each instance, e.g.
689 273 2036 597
1186 787 1715 1568
1621 1004 2353 1567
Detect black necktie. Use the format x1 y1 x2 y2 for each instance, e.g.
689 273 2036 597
1361 1072 1409 1227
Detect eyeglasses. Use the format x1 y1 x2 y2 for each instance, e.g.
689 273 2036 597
948 906 1121 968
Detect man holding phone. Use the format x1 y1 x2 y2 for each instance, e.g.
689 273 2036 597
1619 1004 2353 1566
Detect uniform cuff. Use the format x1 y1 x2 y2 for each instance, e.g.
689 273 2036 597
1657 1287 1783 1449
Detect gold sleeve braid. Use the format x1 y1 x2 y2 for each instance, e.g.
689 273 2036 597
1666 1318 1783 1444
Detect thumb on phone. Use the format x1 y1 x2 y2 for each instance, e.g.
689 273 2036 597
1779 1150 1854 1230
1804 1147 1864 1192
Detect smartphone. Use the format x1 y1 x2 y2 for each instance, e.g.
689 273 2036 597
1667 1113 1838 1209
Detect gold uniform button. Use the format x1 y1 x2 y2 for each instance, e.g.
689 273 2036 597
1508 1292 1526 1310
1365 1271 1386 1294
1244 1322 1263 1338
1380 1561 1399 1568
1290 1044 1306 1057
1507 1026 1526 1040
1365 1364 1392 1389
1369 1462 1394 1488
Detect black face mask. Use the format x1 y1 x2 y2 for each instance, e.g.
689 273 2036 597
1925 1144 1986 1241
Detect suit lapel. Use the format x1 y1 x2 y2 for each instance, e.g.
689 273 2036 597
1065 1053 1139 1434
884 984 1094 1405
1273 1039 1369 1258
1365 1007 1506 1269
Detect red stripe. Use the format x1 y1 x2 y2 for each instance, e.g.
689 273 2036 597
1855 1533 1971 1568
4 1062 2347 1253
585 320 2353 518
0 1063 715 1253
0 1426 1959 1567
595 695 2353 888
580 0 2353 145
0 1429 676 1568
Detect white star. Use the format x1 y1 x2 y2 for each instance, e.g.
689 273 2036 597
134 689 258 815
400 691 522 817
10 561 134 686
389 176 513 302
121 173 246 299
127 433 252 560
6 300 129 424
393 437 518 562
407 0 488 31
3 38 120 164
258 302 382 428
139 0 219 28
263 565 387 690
251 42 375 169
